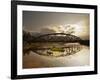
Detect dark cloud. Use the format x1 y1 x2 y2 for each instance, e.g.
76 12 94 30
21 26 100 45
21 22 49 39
23 11 89 31
23 11 89 40
40 28 55 34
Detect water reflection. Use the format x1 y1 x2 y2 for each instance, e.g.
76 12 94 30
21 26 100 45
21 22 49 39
34 43 82 57
23 43 89 68
23 31 89 68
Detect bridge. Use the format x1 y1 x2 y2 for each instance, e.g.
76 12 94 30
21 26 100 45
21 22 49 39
30 33 82 43
23 33 89 56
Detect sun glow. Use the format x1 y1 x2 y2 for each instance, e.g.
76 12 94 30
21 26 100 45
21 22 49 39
47 22 88 38
48 24 77 34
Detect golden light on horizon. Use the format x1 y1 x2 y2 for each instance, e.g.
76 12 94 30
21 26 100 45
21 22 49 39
46 22 89 39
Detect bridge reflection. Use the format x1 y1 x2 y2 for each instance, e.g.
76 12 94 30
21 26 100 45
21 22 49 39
31 43 82 57
23 33 89 56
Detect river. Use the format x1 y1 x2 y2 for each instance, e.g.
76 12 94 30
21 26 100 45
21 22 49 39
23 45 89 68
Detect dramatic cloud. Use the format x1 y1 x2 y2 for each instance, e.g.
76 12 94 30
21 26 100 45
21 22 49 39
23 11 89 40
40 28 56 34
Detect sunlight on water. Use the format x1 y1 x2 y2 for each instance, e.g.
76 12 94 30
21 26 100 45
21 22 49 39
23 45 89 68
35 43 82 57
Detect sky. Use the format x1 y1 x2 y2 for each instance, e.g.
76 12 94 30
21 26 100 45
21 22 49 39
23 11 90 40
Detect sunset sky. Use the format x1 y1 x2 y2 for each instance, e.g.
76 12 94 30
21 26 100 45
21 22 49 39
23 11 90 40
